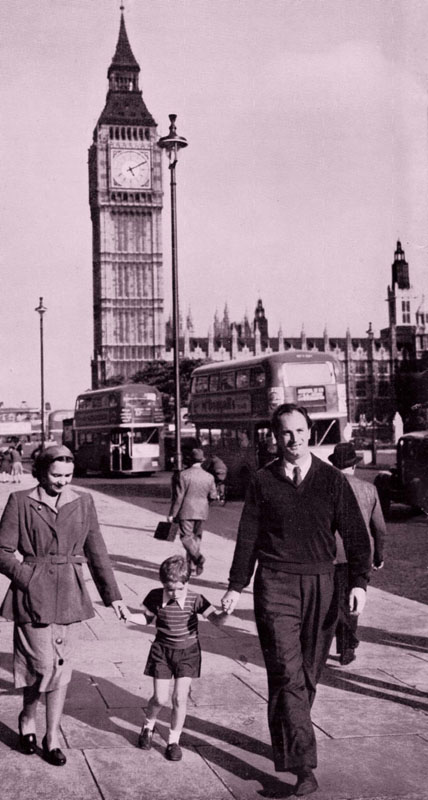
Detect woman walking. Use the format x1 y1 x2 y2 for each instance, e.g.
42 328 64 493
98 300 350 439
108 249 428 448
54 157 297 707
0 445 128 765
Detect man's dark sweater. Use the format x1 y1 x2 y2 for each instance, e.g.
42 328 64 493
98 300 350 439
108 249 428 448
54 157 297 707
228 456 371 593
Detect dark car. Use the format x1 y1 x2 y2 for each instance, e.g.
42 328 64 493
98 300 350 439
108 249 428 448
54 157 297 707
374 431 428 516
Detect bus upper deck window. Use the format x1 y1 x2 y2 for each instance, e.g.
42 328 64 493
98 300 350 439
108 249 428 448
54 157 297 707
209 375 219 392
236 370 250 389
195 376 209 393
220 373 235 391
251 367 265 387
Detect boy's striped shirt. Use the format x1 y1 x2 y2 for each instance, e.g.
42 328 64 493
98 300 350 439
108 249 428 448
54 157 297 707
142 588 213 649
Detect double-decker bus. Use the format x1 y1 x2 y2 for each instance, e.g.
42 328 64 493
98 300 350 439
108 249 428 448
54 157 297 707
47 409 75 444
0 406 41 459
71 384 164 476
189 351 348 494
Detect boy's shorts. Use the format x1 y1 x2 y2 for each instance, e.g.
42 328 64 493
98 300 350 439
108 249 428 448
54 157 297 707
144 640 201 679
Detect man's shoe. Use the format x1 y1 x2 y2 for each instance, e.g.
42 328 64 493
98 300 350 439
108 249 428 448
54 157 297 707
295 768 318 796
165 742 182 761
340 648 357 666
138 726 154 750
42 735 67 766
195 555 205 576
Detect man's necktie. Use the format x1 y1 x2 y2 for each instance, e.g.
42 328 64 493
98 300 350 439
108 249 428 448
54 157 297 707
293 466 302 486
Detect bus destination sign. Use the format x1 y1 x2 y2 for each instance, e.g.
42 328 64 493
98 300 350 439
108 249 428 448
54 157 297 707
296 386 325 403
192 394 252 417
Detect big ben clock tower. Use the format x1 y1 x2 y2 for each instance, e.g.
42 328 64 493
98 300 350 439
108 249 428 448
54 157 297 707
89 11 164 387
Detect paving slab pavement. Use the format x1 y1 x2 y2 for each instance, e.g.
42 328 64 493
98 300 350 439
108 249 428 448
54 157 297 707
0 473 427 799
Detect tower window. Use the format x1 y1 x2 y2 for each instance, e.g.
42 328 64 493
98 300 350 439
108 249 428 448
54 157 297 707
402 300 411 324
121 127 126 139
109 127 113 139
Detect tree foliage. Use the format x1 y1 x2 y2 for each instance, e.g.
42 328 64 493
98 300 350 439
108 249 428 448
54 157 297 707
131 359 205 419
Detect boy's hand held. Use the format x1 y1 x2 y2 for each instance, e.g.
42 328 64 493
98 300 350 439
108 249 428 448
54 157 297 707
221 589 240 615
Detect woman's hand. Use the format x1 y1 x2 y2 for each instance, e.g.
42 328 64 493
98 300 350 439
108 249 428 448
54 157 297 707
111 600 130 621
221 590 241 615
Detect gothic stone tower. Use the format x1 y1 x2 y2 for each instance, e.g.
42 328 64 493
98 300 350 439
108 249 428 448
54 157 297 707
89 12 164 387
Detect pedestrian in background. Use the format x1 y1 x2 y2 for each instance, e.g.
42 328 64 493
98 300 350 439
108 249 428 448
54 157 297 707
0 446 13 483
222 404 371 797
10 444 23 483
328 442 386 666
0 445 129 767
131 554 225 761
203 453 228 504
168 448 217 576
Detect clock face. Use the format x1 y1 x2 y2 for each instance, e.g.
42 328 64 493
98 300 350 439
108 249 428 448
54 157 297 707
111 149 151 189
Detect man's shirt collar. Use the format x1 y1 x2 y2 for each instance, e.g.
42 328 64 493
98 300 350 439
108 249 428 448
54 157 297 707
283 453 312 481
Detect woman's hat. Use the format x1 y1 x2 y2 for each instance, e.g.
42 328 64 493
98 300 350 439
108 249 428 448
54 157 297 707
328 442 362 469
43 445 74 460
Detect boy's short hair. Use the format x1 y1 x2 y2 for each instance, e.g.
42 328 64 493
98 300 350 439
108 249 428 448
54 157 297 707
159 554 190 584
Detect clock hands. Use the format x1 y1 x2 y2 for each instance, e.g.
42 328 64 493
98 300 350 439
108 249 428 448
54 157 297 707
126 159 148 173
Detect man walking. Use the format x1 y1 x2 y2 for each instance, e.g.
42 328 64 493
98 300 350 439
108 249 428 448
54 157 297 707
328 442 385 665
168 448 217 576
222 404 371 796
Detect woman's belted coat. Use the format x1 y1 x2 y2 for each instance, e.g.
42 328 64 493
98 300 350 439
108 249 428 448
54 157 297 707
0 487 122 625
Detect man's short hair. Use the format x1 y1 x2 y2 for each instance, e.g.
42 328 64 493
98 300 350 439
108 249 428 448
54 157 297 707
159 554 190 585
190 448 204 463
271 404 312 436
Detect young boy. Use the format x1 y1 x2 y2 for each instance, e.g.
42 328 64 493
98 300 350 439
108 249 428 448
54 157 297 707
129 554 225 761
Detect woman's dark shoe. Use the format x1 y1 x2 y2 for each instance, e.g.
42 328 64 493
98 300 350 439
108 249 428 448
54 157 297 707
18 712 37 755
42 735 67 766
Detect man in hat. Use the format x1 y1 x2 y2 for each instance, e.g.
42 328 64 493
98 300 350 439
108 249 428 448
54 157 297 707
328 441 386 665
168 448 217 575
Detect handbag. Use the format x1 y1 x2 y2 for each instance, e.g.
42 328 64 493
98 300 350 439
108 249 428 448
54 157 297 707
154 521 179 542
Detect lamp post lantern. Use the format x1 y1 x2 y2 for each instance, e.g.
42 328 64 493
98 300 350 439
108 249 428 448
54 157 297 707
158 114 188 479
35 297 47 448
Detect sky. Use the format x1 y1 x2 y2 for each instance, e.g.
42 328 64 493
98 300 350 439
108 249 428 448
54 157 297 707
2 0 428 409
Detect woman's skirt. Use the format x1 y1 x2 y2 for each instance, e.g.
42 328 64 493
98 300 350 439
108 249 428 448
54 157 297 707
13 621 80 692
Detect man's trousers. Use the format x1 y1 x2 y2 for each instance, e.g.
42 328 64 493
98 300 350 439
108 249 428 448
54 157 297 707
178 519 204 565
254 565 338 772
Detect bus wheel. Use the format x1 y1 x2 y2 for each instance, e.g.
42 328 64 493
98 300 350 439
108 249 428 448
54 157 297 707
238 468 251 497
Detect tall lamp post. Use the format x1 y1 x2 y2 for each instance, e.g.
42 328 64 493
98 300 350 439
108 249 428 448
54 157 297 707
35 297 47 448
158 115 188 479
367 321 377 466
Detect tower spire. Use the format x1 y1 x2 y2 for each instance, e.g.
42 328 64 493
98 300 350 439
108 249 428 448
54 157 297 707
95 10 155 130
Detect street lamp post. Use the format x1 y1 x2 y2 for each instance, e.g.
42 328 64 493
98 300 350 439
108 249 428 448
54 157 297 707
367 322 377 466
35 297 47 448
158 115 188 480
